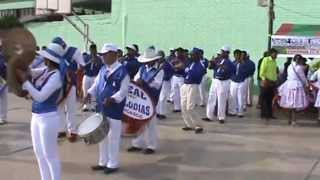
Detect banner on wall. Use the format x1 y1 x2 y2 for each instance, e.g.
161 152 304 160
271 35 320 58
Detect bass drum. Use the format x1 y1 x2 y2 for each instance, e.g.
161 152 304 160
122 82 156 136
78 113 109 145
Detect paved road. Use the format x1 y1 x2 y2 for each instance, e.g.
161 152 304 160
1 94 320 180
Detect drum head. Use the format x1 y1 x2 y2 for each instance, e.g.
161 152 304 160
78 114 104 136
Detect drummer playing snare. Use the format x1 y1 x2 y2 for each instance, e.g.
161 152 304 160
127 47 164 155
84 43 130 175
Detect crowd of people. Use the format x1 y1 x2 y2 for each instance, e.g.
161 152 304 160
1 36 320 180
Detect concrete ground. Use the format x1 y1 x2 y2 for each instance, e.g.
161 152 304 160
1 93 320 180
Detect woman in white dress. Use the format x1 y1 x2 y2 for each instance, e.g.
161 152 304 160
310 65 320 125
278 55 309 126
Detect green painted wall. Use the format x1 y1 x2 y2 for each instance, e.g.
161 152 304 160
26 0 320 62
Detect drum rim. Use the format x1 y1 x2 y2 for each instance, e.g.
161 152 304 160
78 113 108 137
123 81 156 121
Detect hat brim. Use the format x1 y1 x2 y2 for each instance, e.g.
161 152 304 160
138 55 161 63
39 50 60 64
98 50 117 55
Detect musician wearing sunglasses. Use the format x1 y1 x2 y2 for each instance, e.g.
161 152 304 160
84 43 130 175
16 43 64 180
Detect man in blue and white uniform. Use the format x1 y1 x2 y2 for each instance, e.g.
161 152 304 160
122 45 141 79
199 49 209 107
171 47 189 112
181 48 206 133
0 45 8 125
243 52 256 108
86 43 129 174
51 37 85 141
127 47 164 155
156 50 174 119
82 44 103 112
17 43 64 180
203 46 236 124
228 50 250 117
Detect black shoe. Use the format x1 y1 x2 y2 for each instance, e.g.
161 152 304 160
173 110 181 113
143 148 155 155
82 108 89 112
127 146 143 152
104 167 119 174
195 127 204 134
202 117 213 122
91 165 106 171
227 113 236 117
238 115 244 118
182 126 194 131
90 108 96 112
58 132 67 138
156 114 167 120
219 120 225 124
271 116 277 119
200 105 206 108
167 100 173 104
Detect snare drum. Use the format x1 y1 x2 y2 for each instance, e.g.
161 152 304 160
78 113 109 145
122 82 156 136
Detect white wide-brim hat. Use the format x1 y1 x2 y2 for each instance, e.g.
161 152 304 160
221 45 231 52
38 43 64 64
99 43 118 55
138 47 161 63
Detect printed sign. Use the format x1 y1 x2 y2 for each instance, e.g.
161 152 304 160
271 35 320 58
123 82 155 121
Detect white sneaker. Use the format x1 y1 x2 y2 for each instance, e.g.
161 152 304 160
0 119 7 125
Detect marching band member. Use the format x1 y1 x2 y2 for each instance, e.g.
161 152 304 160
122 45 141 79
243 52 256 108
278 55 309 125
16 43 64 180
156 50 174 119
181 48 206 133
203 46 236 124
52 37 85 142
228 50 249 117
85 43 129 174
199 49 209 107
171 47 189 112
0 45 8 125
81 44 103 112
128 47 164 154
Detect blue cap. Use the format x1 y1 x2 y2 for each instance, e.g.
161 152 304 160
52 37 67 49
190 47 201 54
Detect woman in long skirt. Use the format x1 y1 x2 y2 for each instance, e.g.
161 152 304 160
278 55 309 126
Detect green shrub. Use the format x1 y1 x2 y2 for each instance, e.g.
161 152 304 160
0 16 23 29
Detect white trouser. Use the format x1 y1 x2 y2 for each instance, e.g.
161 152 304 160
181 84 202 128
132 116 157 150
172 76 184 110
156 80 171 115
31 112 61 180
58 86 77 133
0 87 8 120
99 118 122 168
199 75 209 106
245 77 254 106
206 79 230 121
228 81 245 116
82 75 96 109
168 78 174 101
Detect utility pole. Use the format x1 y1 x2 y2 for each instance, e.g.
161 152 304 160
268 0 275 50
